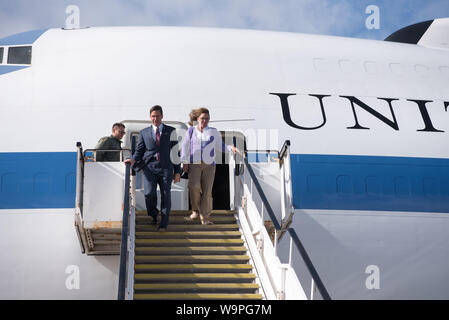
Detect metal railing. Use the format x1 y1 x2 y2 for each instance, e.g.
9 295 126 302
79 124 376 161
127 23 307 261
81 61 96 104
239 141 331 300
279 140 290 167
117 162 131 300
117 136 136 300
75 142 85 216
75 142 86 253
83 149 130 162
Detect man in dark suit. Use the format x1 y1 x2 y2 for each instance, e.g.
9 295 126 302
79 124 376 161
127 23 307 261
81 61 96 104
125 105 181 231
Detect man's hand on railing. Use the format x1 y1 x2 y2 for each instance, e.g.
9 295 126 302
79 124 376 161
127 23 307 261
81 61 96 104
124 158 135 166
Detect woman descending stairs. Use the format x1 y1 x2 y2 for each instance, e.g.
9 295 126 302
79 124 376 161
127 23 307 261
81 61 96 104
133 209 263 300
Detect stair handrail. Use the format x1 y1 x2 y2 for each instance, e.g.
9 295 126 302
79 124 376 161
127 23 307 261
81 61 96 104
83 148 131 162
74 142 86 254
126 136 137 300
75 142 84 217
241 141 331 300
278 140 290 168
117 161 132 300
278 140 293 241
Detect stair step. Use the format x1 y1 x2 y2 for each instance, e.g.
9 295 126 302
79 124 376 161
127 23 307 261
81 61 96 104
134 293 262 300
134 264 253 273
136 216 236 225
130 208 260 299
135 255 250 264
92 240 121 245
134 273 256 283
90 228 121 234
136 210 236 216
134 283 259 293
92 234 121 240
135 224 239 232
135 231 242 239
135 246 248 255
135 239 244 247
86 248 119 255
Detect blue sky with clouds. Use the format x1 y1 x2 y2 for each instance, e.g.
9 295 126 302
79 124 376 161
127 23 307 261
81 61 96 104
0 0 448 40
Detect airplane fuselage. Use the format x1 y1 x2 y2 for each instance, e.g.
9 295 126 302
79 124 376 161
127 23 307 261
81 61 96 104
0 25 448 299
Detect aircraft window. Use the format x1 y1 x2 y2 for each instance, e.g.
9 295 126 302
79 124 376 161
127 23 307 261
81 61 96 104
339 59 356 74
7 46 32 65
414 64 429 77
0 47 3 63
389 63 404 76
364 61 377 74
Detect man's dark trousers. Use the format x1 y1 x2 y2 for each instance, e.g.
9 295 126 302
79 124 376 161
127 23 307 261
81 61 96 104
142 164 172 228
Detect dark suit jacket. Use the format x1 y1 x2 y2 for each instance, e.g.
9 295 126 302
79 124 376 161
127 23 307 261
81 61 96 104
132 124 181 175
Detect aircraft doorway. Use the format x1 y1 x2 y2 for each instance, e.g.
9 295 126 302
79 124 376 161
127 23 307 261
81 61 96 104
212 159 230 210
211 131 245 210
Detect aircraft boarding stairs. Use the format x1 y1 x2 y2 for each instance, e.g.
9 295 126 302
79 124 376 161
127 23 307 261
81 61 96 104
132 209 260 300
74 122 330 300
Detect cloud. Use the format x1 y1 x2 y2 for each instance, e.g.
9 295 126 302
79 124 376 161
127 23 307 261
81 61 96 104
0 0 447 40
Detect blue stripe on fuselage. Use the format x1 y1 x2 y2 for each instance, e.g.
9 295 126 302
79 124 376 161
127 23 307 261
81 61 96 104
0 29 48 46
0 152 76 209
291 154 449 213
1 152 449 212
0 65 29 75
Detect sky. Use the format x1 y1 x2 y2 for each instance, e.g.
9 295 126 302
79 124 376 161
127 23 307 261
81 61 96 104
0 0 448 40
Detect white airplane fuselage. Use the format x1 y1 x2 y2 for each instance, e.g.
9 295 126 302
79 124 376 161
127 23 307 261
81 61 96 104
0 26 448 299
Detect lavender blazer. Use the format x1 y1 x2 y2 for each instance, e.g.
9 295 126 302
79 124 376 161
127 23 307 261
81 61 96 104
180 126 231 165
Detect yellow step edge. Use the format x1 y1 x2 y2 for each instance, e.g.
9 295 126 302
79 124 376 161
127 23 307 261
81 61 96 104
134 283 259 290
135 255 250 261
135 224 239 230
134 273 256 280
135 239 244 244
134 293 262 300
136 217 236 222
135 246 247 252
135 264 253 270
135 231 242 236
136 210 236 215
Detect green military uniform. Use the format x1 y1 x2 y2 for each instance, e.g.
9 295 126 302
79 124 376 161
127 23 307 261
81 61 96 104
95 135 122 161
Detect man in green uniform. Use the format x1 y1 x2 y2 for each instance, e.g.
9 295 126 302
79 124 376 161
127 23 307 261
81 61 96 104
95 123 126 161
